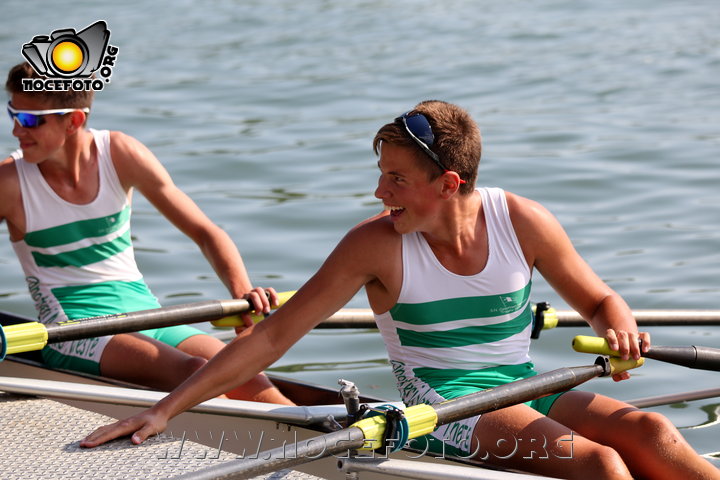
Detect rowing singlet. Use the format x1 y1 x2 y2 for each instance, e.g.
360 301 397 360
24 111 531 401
374 187 533 406
11 129 160 363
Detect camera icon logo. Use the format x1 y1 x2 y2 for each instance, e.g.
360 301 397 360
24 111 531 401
22 20 110 78
20 20 119 92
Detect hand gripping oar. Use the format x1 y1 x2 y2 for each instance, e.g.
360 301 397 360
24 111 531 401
0 291 295 361
572 335 720 372
170 357 643 480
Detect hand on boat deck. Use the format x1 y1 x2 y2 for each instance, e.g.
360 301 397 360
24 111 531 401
80 408 167 448
237 286 279 329
605 328 651 382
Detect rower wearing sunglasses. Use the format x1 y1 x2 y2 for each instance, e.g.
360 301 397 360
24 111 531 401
0 62 292 405
82 100 718 479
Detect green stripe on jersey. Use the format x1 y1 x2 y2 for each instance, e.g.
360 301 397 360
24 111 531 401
24 206 130 248
396 302 532 348
32 229 132 268
389 282 531 326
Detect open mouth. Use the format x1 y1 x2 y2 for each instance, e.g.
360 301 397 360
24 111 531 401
385 205 405 219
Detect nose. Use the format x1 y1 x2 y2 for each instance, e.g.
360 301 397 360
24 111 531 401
11 118 26 138
374 175 388 200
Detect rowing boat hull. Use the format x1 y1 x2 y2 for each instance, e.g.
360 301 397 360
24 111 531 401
1 311 542 479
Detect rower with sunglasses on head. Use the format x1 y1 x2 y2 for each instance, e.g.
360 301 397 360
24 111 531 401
0 62 293 405
82 100 718 479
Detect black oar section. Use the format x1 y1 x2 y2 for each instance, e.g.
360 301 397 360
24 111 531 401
645 345 720 372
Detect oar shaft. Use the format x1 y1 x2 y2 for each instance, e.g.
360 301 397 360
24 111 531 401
316 308 720 329
45 299 252 343
433 364 606 425
645 346 720 372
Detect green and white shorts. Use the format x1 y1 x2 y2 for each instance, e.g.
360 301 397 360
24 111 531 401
393 361 566 458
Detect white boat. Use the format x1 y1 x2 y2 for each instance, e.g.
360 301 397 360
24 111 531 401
0 310 550 480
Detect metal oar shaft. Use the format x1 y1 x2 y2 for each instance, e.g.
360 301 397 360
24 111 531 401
316 308 720 328
45 299 251 343
434 364 605 425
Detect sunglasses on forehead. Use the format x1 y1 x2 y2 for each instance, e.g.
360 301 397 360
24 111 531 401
395 112 466 184
7 102 90 128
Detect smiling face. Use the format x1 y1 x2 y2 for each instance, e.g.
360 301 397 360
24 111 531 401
9 93 74 164
374 141 446 234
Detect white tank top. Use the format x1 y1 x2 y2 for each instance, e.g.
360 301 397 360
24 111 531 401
11 129 158 324
374 187 533 371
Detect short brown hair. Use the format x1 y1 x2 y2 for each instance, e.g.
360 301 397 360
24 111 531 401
5 62 94 109
373 100 481 194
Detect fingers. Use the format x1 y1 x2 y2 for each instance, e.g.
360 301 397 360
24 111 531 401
238 287 277 329
605 329 644 360
80 416 153 448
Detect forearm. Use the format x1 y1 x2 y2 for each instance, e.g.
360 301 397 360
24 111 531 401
197 225 254 297
154 323 279 419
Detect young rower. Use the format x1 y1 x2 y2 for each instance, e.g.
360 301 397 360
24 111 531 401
81 100 718 479
0 62 292 404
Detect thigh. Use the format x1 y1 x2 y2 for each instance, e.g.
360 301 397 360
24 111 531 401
99 332 204 390
470 402 630 478
547 390 640 446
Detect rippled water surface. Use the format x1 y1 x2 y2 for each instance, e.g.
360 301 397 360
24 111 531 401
1 0 719 462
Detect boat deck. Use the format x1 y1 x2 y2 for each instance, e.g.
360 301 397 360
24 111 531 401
0 391 325 480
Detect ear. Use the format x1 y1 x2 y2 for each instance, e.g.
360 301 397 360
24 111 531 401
66 110 87 134
439 171 463 198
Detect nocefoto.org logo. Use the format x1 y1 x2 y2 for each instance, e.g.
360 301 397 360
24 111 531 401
21 20 119 92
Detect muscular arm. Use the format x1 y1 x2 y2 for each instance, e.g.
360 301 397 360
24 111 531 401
81 217 394 446
507 192 647 368
108 132 268 314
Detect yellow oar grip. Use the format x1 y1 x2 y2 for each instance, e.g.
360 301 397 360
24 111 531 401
542 306 558 330
4 322 49 355
211 290 296 328
608 357 644 375
351 404 438 451
573 336 645 374
572 335 620 356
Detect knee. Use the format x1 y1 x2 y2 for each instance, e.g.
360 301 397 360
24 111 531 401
180 355 208 377
633 411 684 448
585 445 631 480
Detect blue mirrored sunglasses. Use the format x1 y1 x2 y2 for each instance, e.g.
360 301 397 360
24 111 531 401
7 102 90 128
395 112 466 184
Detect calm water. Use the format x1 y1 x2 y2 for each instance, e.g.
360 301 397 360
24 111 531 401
1 0 719 462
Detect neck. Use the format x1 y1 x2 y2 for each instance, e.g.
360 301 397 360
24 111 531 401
423 190 483 254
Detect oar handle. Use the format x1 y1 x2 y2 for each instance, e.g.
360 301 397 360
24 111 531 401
210 290 295 327
572 335 720 372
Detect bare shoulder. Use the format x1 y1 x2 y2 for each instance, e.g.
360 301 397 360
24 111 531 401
0 156 19 198
504 190 570 266
343 212 398 251
108 131 168 189
329 212 400 271
0 156 21 223
505 190 555 228
108 131 153 160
